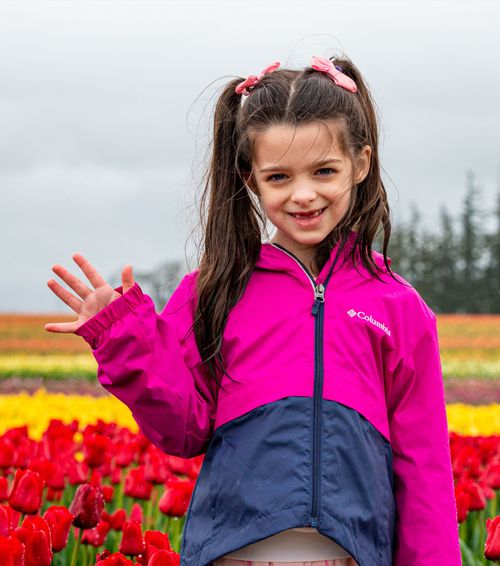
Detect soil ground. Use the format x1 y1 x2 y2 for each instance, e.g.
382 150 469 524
0 377 498 405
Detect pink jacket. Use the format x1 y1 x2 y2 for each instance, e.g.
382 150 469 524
75 229 462 566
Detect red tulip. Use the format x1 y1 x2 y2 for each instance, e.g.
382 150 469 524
21 515 51 551
111 466 122 485
454 487 471 523
67 460 89 486
83 433 109 468
144 529 172 550
487 462 500 489
139 530 173 564
119 520 144 556
0 476 9 502
23 529 52 566
485 515 500 561
11 525 32 545
114 443 136 468
159 478 194 517
148 548 179 566
0 506 10 537
0 505 21 536
68 483 104 529
0 439 15 470
8 469 44 515
45 487 64 502
0 534 25 565
30 458 65 490
130 503 143 525
81 519 110 547
143 452 170 484
42 505 74 552
96 550 135 565
41 419 78 462
103 509 126 531
124 467 153 500
101 485 114 503
466 481 487 511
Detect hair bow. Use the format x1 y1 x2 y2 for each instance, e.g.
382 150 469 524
310 55 357 93
235 61 281 96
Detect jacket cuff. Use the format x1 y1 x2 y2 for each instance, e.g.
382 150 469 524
73 282 144 346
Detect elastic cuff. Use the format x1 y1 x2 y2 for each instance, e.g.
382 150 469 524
74 282 144 346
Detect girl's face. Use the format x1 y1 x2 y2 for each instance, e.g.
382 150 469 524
246 121 371 267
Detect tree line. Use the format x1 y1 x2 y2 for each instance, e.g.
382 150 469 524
377 171 500 314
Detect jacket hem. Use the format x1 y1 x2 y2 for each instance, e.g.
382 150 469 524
181 504 307 566
181 503 387 566
320 507 387 565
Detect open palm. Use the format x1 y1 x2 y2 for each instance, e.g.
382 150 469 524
44 253 135 334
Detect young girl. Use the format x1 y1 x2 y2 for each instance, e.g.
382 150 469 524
45 54 462 566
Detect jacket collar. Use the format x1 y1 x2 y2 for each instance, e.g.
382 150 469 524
256 229 363 285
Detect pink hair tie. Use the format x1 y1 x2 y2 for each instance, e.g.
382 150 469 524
310 55 357 93
235 61 281 96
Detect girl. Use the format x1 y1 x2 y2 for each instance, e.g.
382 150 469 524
45 54 462 566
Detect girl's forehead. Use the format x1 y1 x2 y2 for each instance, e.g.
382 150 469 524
252 121 347 168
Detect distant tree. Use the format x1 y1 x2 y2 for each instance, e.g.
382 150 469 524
381 169 498 313
458 171 488 312
107 260 184 311
431 205 459 313
482 187 500 311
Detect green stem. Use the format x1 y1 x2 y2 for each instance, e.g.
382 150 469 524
70 528 83 566
145 497 152 530
115 469 124 511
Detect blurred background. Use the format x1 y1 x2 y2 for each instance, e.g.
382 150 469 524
1 0 499 314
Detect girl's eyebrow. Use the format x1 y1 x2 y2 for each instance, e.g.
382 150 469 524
259 157 343 173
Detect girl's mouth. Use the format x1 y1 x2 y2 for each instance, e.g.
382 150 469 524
288 206 327 225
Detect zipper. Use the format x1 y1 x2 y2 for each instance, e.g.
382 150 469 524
270 242 339 529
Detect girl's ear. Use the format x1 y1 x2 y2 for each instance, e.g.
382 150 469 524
354 145 372 185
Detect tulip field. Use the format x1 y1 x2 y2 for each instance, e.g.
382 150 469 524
0 313 499 564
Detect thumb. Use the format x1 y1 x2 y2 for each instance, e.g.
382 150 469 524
121 264 135 293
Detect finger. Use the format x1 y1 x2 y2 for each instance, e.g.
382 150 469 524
46 279 84 314
72 253 108 290
122 264 135 292
51 264 94 301
44 321 80 333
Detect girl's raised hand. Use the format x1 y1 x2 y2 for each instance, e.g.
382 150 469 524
44 253 135 334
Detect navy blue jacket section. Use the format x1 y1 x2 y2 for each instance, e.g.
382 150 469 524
180 396 396 566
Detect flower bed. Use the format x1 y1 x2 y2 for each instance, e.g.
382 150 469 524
0 391 499 563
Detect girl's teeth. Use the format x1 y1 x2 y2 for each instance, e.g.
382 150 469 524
292 208 324 218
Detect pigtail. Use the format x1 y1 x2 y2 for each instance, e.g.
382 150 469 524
327 56 395 281
192 79 264 390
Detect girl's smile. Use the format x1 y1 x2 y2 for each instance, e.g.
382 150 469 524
288 205 328 225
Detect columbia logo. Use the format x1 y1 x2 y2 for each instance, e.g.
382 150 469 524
347 309 392 336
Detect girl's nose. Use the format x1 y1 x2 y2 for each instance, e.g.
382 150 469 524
290 182 317 204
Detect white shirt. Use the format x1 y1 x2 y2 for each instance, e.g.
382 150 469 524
222 527 354 561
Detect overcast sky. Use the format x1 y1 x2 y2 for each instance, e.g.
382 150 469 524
1 0 499 313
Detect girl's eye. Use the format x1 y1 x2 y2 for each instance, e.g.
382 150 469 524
266 168 336 182
267 173 286 182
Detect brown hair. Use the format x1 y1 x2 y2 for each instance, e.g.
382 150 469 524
190 55 400 391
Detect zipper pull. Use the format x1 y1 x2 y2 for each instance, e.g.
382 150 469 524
311 283 325 316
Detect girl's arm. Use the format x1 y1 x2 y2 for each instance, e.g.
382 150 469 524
386 310 462 565
73 272 217 459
